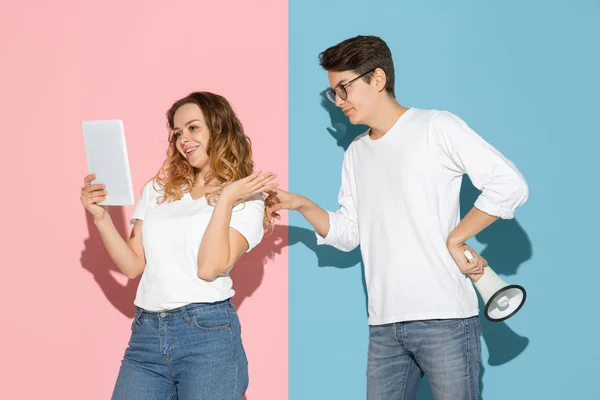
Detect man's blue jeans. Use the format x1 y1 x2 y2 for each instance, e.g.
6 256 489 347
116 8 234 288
367 316 482 400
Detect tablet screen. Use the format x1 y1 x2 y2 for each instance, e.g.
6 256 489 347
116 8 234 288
82 119 135 206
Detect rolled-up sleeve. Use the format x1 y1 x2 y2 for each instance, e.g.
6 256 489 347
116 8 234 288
315 152 360 251
435 111 529 219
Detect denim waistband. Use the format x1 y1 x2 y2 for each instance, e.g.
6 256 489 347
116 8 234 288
135 299 233 321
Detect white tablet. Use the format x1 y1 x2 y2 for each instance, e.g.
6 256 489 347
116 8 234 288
82 119 135 206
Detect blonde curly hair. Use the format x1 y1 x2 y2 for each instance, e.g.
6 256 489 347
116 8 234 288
151 91 275 230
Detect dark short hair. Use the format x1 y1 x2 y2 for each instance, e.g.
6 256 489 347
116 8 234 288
319 35 395 97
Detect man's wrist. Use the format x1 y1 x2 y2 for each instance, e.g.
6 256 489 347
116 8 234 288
446 233 464 248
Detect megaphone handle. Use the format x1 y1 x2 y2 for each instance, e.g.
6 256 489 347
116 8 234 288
464 250 474 262
463 249 487 281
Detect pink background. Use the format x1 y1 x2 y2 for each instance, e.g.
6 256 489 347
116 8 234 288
0 1 288 399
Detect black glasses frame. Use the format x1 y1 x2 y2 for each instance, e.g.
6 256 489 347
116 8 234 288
325 69 376 103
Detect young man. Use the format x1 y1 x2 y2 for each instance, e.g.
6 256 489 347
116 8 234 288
273 35 528 400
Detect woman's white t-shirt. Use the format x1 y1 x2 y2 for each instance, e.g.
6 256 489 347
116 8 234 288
131 181 265 312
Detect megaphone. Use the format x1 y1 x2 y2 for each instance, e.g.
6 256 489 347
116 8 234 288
464 250 526 322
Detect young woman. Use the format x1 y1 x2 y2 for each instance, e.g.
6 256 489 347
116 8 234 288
80 92 277 399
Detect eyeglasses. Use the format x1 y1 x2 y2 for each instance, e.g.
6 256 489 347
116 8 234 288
325 69 375 104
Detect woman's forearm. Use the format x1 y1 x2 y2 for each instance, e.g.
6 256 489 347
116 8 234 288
197 195 236 280
94 215 145 279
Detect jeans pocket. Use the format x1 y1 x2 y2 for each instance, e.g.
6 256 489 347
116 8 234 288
192 308 231 332
130 308 142 331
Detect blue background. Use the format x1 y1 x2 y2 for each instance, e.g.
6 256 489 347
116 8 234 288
289 0 600 399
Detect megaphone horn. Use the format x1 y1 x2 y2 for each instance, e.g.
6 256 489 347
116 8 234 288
464 250 527 322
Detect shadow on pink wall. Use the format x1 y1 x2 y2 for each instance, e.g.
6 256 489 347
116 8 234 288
81 208 139 318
